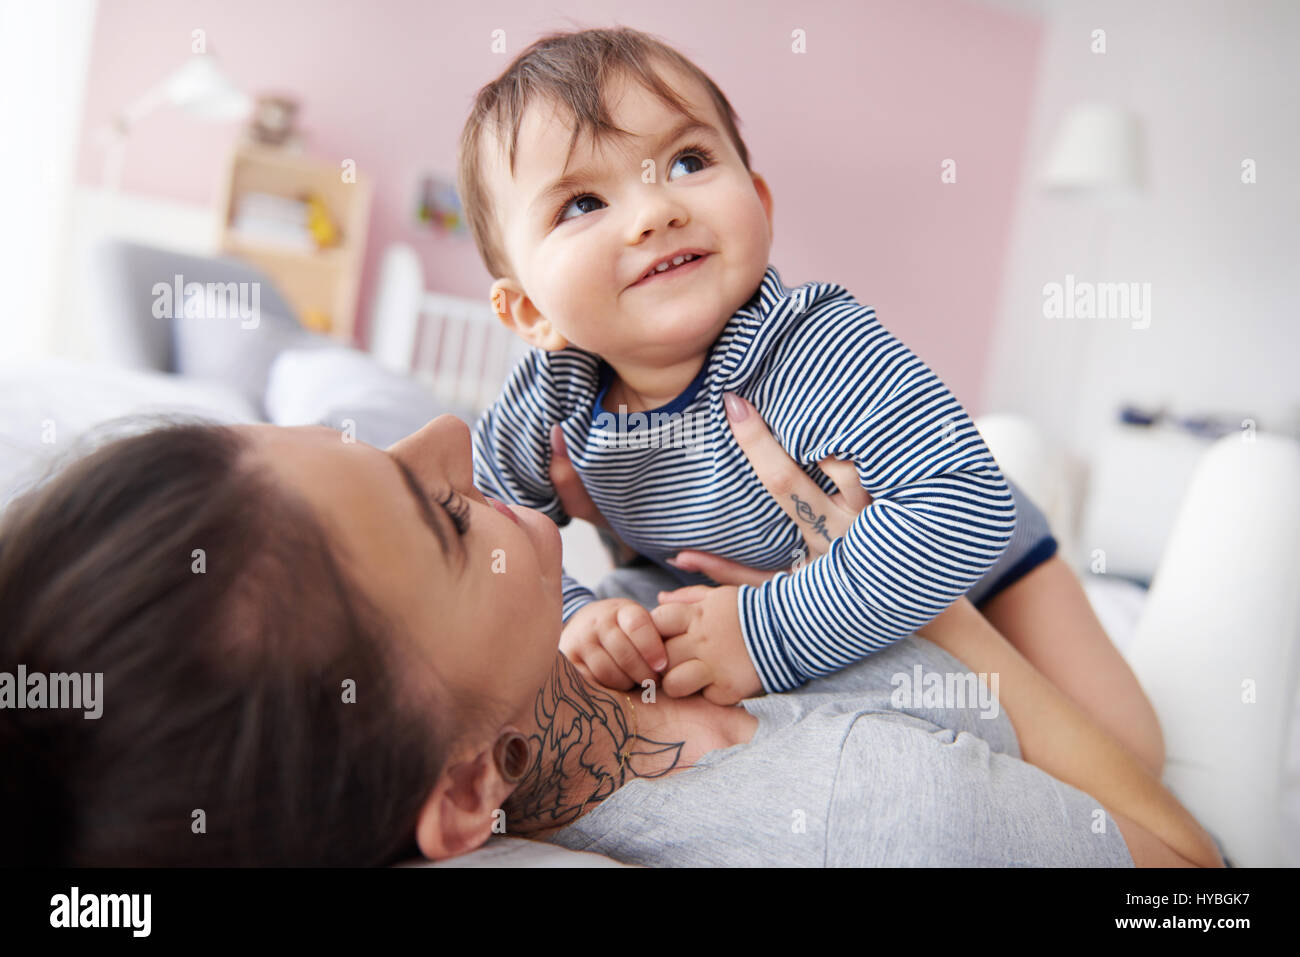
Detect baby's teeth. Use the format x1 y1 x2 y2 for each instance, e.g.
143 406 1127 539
645 253 698 280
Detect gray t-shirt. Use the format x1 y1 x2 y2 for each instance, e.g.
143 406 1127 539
548 636 1134 866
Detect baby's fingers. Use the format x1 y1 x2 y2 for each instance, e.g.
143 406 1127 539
569 658 598 687
649 601 694 639
700 681 744 707
655 585 714 604
579 643 636 690
661 659 712 698
615 603 669 675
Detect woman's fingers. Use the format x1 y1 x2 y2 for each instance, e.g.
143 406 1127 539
548 425 610 529
818 455 873 511
667 550 778 587
723 392 860 554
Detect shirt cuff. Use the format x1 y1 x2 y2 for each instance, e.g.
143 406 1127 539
736 582 803 693
561 580 598 624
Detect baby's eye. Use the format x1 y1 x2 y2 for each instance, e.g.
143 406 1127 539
551 145 715 227
667 146 715 181
556 193 607 225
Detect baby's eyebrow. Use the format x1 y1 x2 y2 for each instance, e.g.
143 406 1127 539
527 117 720 220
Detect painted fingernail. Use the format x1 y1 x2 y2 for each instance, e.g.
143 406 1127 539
723 392 749 421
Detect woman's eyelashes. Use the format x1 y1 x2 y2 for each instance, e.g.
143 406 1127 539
437 488 471 535
550 143 717 227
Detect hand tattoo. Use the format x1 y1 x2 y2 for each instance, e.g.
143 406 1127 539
790 493 832 543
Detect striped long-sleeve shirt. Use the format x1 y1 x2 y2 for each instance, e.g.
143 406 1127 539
471 264 1016 693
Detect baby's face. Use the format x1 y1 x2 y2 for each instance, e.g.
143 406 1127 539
488 61 773 368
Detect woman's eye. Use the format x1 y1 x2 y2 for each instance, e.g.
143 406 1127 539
438 489 471 535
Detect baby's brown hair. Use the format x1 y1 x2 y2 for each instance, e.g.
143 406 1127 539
458 26 752 279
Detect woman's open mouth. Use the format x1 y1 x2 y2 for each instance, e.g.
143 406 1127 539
629 252 710 288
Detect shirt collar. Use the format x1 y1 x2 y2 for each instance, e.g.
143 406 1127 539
734 264 794 322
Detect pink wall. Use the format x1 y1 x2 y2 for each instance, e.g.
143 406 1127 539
75 0 1042 410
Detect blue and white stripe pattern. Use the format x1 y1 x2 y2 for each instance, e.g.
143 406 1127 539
472 264 1016 692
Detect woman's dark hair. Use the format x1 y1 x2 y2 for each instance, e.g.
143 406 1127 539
0 421 450 865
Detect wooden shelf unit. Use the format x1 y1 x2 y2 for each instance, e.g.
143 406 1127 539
215 141 372 342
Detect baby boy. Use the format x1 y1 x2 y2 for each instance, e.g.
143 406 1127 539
458 27 1017 701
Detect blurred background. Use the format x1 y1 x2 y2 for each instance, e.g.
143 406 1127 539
1 0 1297 864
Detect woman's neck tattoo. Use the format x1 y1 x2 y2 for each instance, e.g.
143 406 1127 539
502 655 684 836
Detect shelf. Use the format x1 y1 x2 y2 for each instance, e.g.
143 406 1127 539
215 140 372 342
222 233 347 269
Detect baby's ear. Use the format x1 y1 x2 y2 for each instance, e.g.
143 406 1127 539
489 279 569 351
751 171 774 236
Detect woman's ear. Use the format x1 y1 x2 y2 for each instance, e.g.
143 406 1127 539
413 742 519 861
489 279 570 351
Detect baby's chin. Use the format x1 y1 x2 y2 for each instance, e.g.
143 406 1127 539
609 300 735 349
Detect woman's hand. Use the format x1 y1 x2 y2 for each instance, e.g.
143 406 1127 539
547 395 873 586
666 392 873 586
548 425 638 565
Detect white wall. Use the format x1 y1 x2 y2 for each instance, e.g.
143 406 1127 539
0 0 97 361
983 0 1300 458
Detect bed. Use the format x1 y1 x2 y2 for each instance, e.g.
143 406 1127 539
3 239 1296 867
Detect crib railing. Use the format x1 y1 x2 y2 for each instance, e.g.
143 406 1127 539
369 244 528 418
410 292 527 416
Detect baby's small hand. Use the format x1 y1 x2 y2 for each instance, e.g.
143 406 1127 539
560 598 669 690
651 585 762 705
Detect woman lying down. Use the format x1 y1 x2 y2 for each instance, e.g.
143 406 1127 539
0 406 1224 867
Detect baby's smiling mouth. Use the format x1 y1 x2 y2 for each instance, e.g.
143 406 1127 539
631 251 710 287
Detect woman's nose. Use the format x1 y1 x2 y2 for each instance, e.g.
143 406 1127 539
387 415 486 506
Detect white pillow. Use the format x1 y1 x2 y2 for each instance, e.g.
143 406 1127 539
974 413 1086 566
0 357 260 506
1076 423 1211 584
265 347 475 448
172 308 328 415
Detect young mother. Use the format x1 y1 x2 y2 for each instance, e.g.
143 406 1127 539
0 404 1222 867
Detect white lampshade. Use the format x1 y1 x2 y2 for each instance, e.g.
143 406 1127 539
1040 103 1146 192
102 52 252 189
158 55 251 119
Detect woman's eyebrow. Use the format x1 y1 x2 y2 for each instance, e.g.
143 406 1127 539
391 456 463 569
